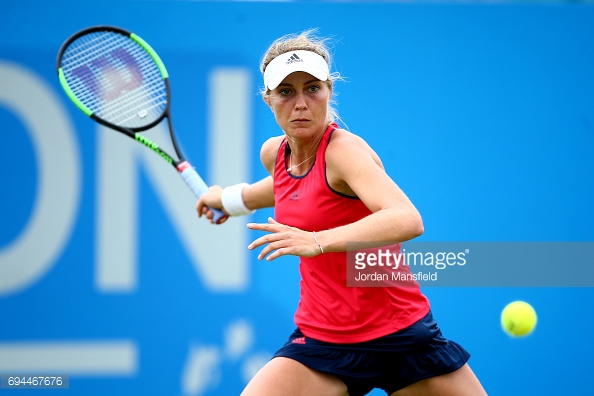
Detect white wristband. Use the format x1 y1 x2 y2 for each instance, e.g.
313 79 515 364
221 183 255 217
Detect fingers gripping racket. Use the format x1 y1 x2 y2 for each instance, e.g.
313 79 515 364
56 25 227 223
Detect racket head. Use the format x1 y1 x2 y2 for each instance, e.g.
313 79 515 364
57 26 169 132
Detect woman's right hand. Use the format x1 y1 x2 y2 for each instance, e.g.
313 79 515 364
196 186 229 224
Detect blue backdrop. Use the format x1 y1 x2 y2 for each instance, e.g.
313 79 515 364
1 1 593 395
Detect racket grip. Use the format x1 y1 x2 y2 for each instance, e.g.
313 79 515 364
178 163 227 224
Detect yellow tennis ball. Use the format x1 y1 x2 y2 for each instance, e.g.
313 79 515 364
501 301 537 337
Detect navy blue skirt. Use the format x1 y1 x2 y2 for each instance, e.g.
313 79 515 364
273 310 470 395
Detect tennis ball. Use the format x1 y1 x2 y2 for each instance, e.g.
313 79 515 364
501 301 537 337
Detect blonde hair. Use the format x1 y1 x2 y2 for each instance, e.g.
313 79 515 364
260 30 342 124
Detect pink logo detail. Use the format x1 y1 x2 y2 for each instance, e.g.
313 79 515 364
292 337 306 345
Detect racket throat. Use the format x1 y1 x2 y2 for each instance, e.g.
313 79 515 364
134 134 173 164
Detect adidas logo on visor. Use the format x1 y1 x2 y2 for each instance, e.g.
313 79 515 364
286 53 303 64
263 50 329 90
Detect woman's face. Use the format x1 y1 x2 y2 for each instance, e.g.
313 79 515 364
266 71 332 141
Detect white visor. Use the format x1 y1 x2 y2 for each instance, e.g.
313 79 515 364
263 50 330 90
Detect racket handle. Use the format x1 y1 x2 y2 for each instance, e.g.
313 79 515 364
178 162 227 224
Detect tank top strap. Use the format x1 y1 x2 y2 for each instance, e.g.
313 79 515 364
319 122 339 151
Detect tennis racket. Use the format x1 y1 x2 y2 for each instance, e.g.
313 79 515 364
56 25 227 224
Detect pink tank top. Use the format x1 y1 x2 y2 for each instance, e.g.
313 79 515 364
274 123 430 343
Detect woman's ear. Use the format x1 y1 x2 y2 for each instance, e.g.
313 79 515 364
262 94 272 111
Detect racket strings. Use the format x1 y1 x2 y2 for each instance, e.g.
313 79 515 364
60 31 167 129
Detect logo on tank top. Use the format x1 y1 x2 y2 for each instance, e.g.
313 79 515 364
291 337 306 345
290 191 299 201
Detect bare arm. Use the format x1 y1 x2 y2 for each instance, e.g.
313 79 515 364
196 136 281 223
241 135 282 210
315 129 423 251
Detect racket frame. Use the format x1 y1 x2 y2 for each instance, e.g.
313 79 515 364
56 25 227 223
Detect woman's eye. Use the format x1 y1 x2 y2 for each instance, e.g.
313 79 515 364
279 89 291 96
308 85 320 93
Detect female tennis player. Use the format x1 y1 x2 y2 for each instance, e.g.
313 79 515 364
196 31 487 396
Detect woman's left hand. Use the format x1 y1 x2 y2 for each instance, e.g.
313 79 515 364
247 217 323 261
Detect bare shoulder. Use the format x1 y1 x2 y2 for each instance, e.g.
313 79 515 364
325 128 385 196
260 135 285 175
326 128 383 169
